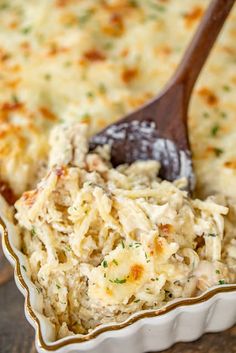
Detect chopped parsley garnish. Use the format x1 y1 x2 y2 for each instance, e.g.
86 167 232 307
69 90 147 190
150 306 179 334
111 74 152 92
64 61 72 67
81 113 90 121
203 112 210 118
12 94 19 104
98 83 107 94
31 227 36 237
36 287 42 294
44 73 51 81
21 27 32 35
213 148 224 157
121 240 125 249
219 279 225 285
109 278 127 284
22 265 26 272
86 91 94 98
222 85 231 92
134 299 140 303
112 259 118 266
78 9 94 26
56 284 61 289
129 0 138 8
102 260 108 268
216 270 220 274
145 252 150 263
211 124 220 137
104 42 113 50
0 3 9 10
149 3 166 12
220 111 227 119
104 273 106 278
208 233 217 237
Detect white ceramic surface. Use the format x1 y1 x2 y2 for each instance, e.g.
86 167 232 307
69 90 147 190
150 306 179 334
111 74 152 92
1 195 236 353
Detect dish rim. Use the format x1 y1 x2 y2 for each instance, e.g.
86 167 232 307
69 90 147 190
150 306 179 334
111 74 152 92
2 216 236 351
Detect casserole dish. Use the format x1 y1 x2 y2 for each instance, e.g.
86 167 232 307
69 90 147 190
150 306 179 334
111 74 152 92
1 196 236 353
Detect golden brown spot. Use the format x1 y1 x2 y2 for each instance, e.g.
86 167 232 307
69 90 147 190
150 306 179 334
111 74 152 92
83 49 106 62
102 13 124 37
183 6 204 28
154 238 165 255
39 107 58 121
6 79 21 89
224 160 236 170
160 224 174 234
106 287 113 296
9 21 19 30
130 264 144 281
121 48 129 57
155 45 172 57
48 44 69 57
0 102 24 121
122 68 139 84
198 87 218 106
22 190 38 207
0 50 10 63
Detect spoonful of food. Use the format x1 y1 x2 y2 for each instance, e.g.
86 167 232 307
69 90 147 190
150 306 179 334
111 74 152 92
90 0 235 192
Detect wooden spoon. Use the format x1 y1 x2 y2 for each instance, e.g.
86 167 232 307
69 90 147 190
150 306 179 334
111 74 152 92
90 0 235 191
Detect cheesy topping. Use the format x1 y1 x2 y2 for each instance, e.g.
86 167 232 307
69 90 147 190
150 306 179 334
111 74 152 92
15 123 236 338
0 0 236 200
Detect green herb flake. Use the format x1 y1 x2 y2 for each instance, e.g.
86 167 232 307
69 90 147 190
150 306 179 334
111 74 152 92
222 85 231 92
102 260 108 268
121 240 125 249
36 287 42 294
112 259 118 266
213 148 224 157
145 252 150 263
21 26 32 35
0 3 9 10
12 94 19 104
129 0 138 8
110 278 127 284
86 91 94 98
104 42 113 50
80 113 90 121
56 284 61 289
22 265 27 272
44 73 51 81
208 233 217 237
211 124 220 137
219 279 225 285
203 112 210 118
220 111 228 119
150 3 166 12
31 227 36 237
134 299 140 303
78 9 94 26
216 270 220 274
98 83 107 94
64 61 72 67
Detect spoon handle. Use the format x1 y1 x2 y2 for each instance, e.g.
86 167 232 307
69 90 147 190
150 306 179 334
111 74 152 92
171 0 235 108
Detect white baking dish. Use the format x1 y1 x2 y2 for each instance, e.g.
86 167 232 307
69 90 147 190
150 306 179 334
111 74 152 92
1 197 236 353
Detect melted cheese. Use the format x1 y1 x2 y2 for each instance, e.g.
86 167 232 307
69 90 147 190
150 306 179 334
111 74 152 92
0 1 235 200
